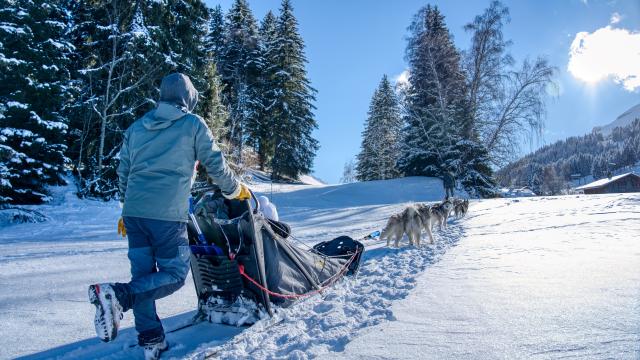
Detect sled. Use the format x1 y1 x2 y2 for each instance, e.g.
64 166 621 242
186 185 364 326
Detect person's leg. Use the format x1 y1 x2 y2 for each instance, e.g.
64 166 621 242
446 187 453 199
115 217 164 345
126 218 191 345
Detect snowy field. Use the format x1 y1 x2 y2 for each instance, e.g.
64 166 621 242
1 178 639 359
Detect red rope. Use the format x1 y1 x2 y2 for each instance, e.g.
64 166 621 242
237 249 360 300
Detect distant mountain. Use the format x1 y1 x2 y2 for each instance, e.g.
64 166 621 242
594 103 640 136
496 104 640 195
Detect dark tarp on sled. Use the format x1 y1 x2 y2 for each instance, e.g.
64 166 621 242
186 186 364 316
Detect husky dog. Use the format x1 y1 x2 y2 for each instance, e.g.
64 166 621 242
453 198 469 218
381 205 424 247
415 203 436 244
430 199 453 230
380 213 405 248
402 205 424 247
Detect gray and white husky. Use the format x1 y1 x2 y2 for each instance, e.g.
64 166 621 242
381 205 423 247
415 203 436 244
453 198 469 218
430 199 453 230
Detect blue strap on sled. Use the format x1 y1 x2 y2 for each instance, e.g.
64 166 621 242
188 197 224 256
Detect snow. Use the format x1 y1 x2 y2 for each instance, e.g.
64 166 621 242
6 101 28 109
1 178 639 359
298 174 326 186
338 194 640 359
0 24 26 35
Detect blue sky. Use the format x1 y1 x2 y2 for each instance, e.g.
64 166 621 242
206 0 640 184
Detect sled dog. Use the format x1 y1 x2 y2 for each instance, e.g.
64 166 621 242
430 199 453 230
453 198 469 218
381 213 405 248
402 205 424 247
415 203 436 244
381 205 424 247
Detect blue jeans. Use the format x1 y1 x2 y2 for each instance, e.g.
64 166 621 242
114 217 191 346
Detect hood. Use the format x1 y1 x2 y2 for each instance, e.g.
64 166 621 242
159 73 199 112
142 73 199 130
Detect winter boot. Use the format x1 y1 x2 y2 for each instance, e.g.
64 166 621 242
88 283 124 342
143 339 169 360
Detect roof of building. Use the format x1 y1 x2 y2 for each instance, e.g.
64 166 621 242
576 172 640 190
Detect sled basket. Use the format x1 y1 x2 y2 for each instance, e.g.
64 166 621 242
186 186 364 324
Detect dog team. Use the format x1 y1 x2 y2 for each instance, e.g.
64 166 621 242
381 198 469 248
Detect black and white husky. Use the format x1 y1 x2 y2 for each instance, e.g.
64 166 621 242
381 205 423 247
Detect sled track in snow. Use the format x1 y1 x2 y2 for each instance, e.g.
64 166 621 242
186 223 466 359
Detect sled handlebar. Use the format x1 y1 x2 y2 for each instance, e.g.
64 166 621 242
191 183 260 213
248 189 260 214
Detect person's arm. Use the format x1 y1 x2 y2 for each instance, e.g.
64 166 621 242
194 117 240 199
117 130 131 204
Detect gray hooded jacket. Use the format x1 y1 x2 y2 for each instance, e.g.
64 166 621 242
117 73 240 222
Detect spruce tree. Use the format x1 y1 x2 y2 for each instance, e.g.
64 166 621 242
200 62 229 152
218 0 262 163
356 75 403 181
0 0 74 204
398 5 495 196
245 11 278 170
204 5 225 64
269 0 318 179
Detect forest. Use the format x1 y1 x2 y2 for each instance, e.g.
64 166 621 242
1 0 317 204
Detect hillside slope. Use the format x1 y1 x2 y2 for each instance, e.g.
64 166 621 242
594 103 640 135
497 107 640 193
3 180 638 359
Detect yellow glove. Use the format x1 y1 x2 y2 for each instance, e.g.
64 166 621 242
117 217 127 237
236 184 251 201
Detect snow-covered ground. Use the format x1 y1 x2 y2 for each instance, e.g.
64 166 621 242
1 178 639 359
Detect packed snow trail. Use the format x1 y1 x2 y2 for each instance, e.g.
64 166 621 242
183 227 464 359
338 194 640 359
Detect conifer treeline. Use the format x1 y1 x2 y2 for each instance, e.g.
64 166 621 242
0 0 317 205
355 2 555 197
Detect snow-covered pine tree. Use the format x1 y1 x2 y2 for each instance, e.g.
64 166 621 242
356 75 403 181
245 11 278 170
398 5 462 177
217 0 263 164
161 0 209 90
0 0 74 205
200 61 229 153
398 5 496 196
269 0 318 180
203 5 225 64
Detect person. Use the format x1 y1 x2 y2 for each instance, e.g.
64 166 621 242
88 73 250 360
443 170 456 199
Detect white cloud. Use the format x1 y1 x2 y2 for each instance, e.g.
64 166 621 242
568 25 640 91
610 12 622 24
